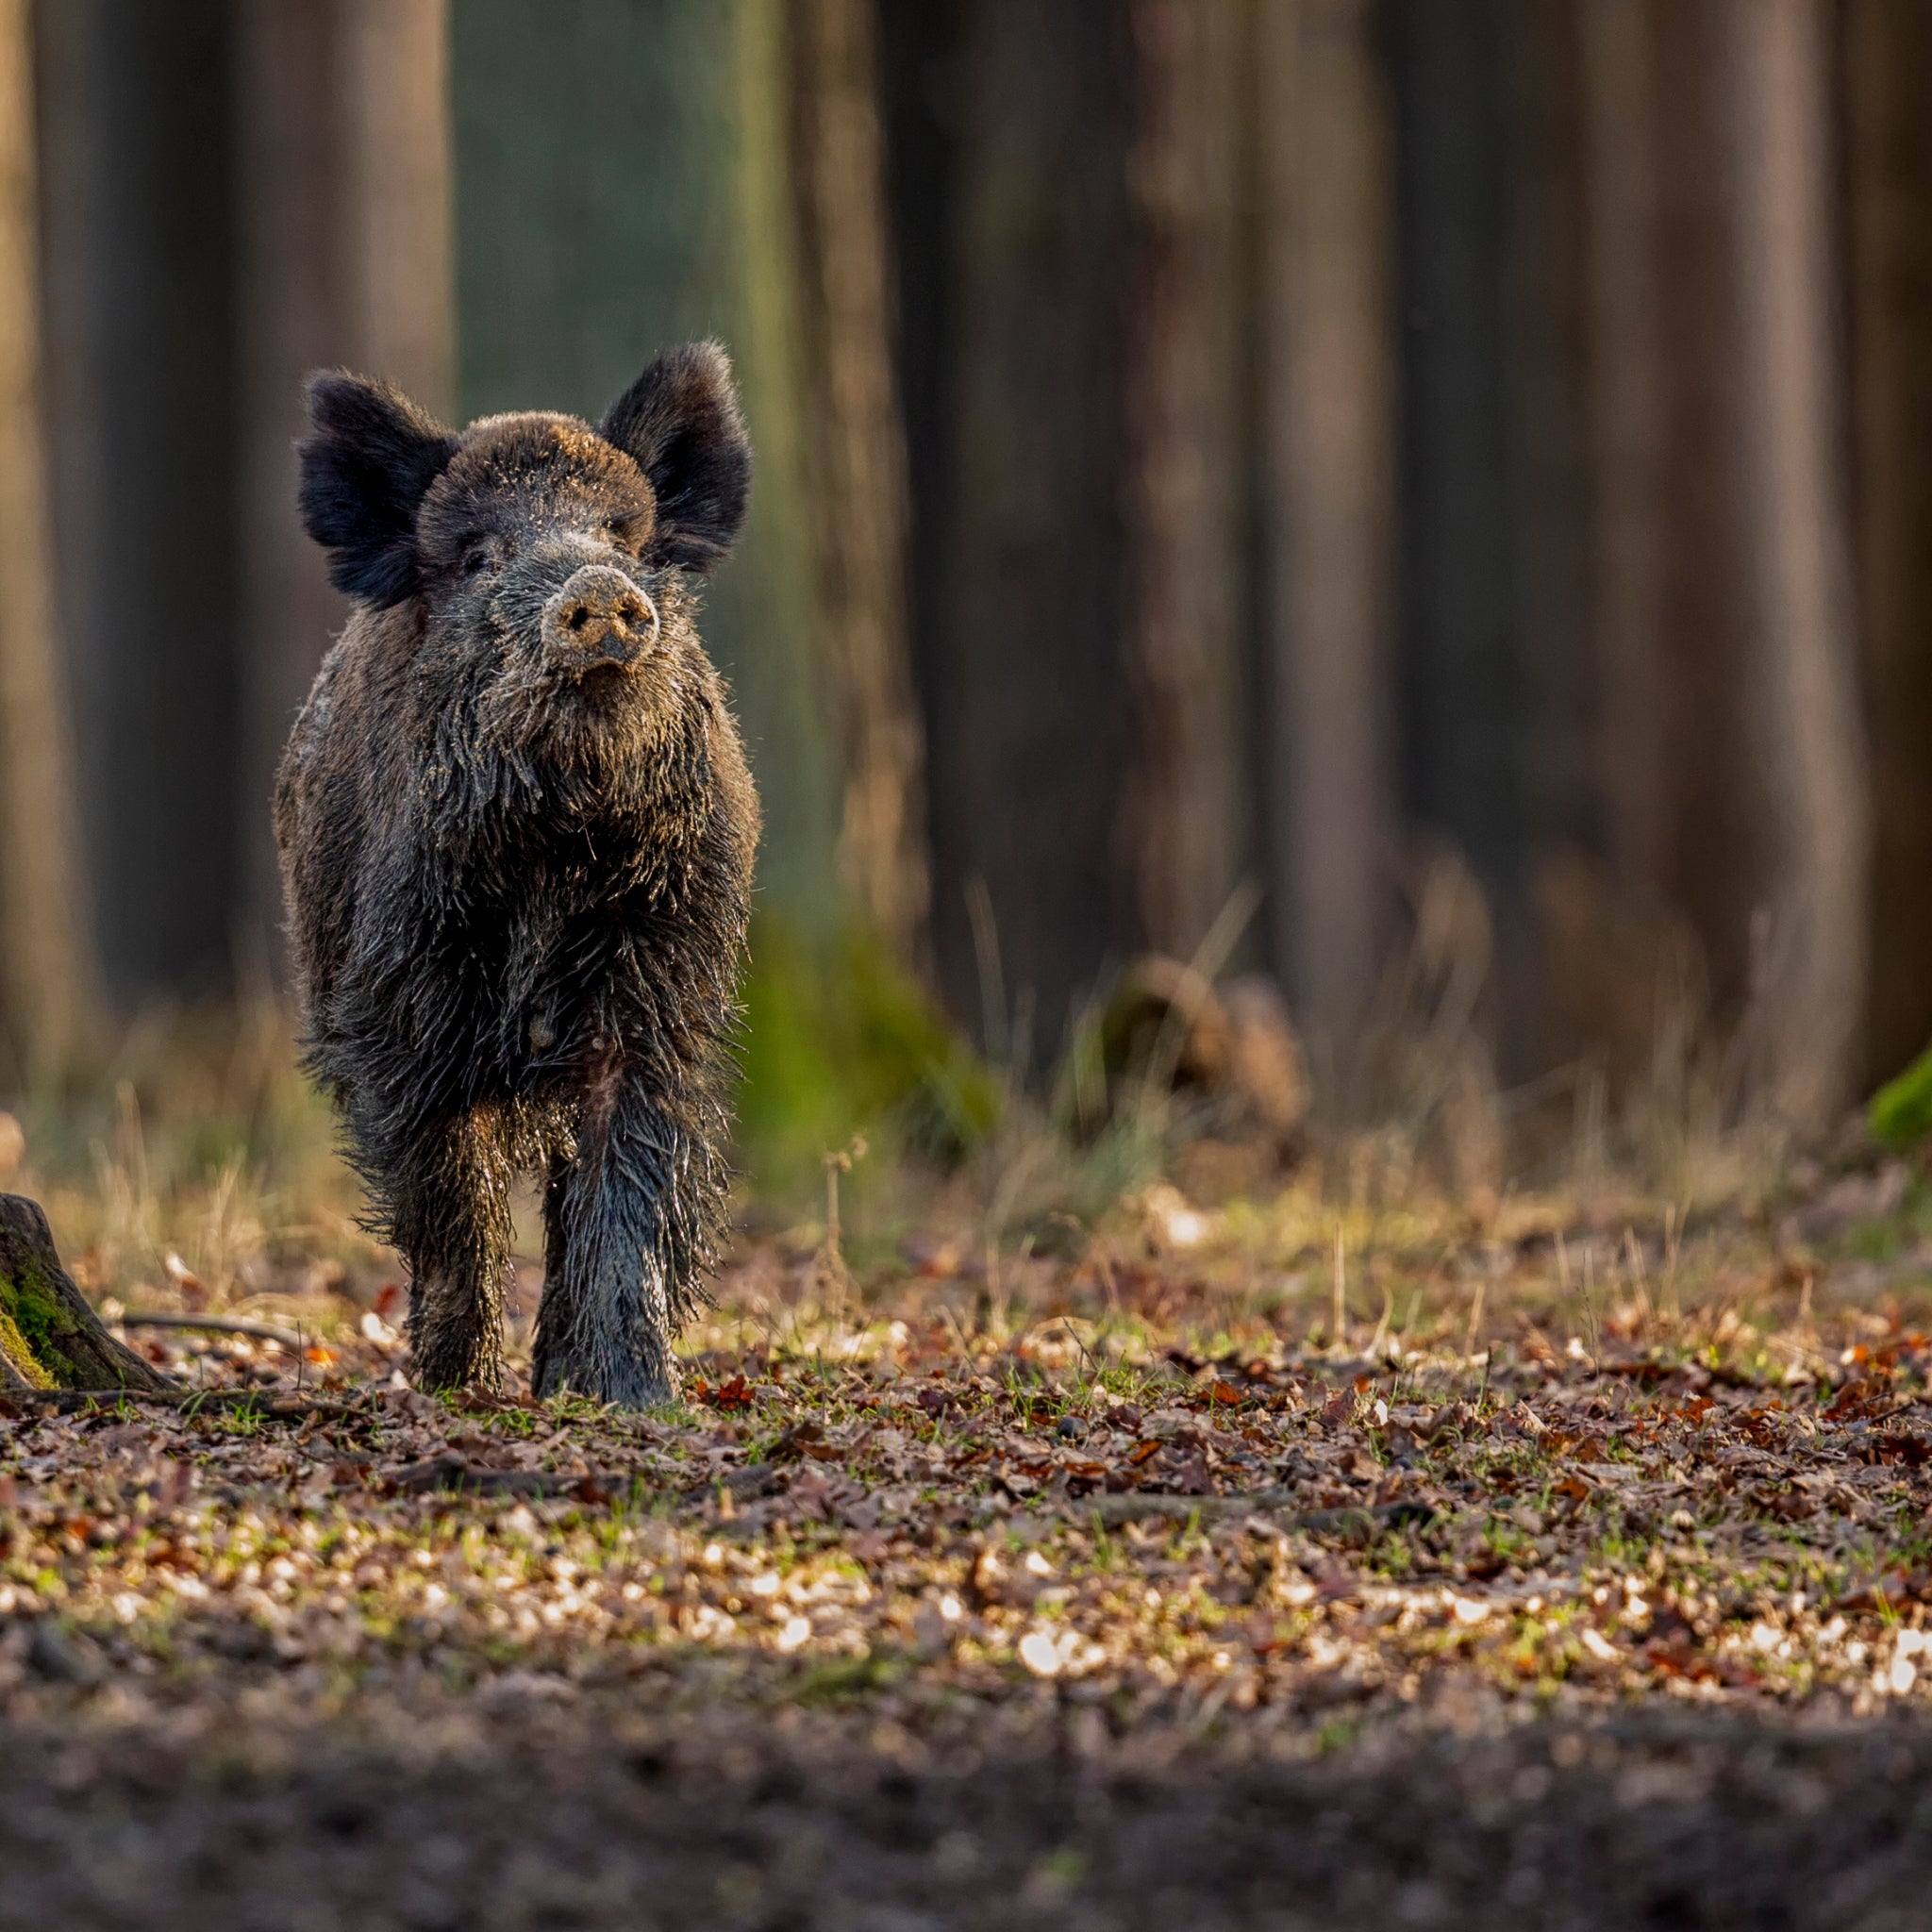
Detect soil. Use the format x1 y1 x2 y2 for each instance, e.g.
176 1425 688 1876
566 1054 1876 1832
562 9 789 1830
6 1694 1932 1930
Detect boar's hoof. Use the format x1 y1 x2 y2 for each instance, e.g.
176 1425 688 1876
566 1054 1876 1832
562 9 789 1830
533 1353 677 1412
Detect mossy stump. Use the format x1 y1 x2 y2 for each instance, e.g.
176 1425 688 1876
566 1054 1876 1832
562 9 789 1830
0 1195 173 1392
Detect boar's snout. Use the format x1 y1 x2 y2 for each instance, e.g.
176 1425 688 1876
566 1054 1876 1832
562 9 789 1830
541 565 660 672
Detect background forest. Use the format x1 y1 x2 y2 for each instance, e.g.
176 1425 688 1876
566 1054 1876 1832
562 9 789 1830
1 0 1930 1207
11 13 1932 1925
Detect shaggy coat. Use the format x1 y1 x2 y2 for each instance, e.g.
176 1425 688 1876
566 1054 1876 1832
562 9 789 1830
275 343 759 1406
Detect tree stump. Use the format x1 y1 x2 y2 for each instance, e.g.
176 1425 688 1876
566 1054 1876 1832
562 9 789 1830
0 1194 172 1391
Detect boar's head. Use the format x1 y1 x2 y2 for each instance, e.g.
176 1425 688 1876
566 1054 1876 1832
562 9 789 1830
296 341 750 806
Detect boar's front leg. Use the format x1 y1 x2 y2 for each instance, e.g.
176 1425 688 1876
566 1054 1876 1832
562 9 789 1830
533 1067 710 1408
390 1106 514 1392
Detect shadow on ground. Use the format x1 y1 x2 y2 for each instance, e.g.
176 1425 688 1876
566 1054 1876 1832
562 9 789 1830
6 1700 1930 1930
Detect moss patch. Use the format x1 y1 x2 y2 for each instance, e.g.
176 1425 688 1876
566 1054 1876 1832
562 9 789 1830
2 1259 79 1383
737 917 1002 1193
1873 1043 1932 1151
0 1257 81 1387
0 1294 55 1389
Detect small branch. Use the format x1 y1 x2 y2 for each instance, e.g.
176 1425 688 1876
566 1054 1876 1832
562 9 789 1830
383 1454 632 1502
0 1388 361 1421
383 1456 785 1508
704 1461 780 1501
117 1312 308 1350
1078 1492 1435 1534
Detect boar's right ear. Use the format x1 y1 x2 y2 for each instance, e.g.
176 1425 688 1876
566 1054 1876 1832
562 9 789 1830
298 373 458 607
598 341 751 571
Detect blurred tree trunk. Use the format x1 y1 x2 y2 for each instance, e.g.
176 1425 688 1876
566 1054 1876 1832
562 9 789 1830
1390 0 1592 1091
1843 0 1932 1085
1121 0 1251 964
235 1 346 976
903 0 1132 1059
1508 4 1595 871
1720 0 1868 1126
1257 0 1397 1086
236 0 452 968
338 0 452 417
34 0 239 1006
1387 0 1524 911
0 0 92 1080
788 0 930 974
1507 5 1610 1088
1577 0 1867 1129
1577 0 1669 907
1554 0 1715 1099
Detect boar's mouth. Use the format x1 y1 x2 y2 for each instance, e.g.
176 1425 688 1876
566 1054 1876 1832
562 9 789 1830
539 564 660 691
570 658 635 705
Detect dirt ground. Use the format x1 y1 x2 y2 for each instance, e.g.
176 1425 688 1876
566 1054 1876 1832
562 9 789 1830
6 1158 1932 1927
8 1694 1932 1930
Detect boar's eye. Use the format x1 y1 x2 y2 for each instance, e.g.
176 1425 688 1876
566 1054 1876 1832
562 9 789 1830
460 539 498 577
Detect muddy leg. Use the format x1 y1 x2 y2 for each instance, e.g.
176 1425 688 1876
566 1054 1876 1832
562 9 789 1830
391 1107 514 1392
532 1076 704 1408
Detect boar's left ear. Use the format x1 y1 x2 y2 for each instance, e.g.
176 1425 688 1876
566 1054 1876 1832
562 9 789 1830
598 341 751 571
298 372 458 607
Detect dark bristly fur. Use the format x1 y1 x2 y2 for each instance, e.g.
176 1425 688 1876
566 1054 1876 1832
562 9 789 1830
275 343 759 1407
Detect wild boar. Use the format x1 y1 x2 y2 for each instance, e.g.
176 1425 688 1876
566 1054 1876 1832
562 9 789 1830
275 342 758 1407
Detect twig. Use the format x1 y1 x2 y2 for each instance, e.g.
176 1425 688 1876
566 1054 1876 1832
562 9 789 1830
815 1135 868 1322
1368 1275 1394 1359
117 1313 307 1350
938 1299 976 1374
1330 1225 1347 1349
1624 1225 1653 1331
965 875 1008 1067
1079 1492 1435 1533
1660 1201 1683 1323
385 1454 631 1501
384 1454 778 1507
1033 1314 1099 1382
1580 1242 1602 1370
1 1388 361 1420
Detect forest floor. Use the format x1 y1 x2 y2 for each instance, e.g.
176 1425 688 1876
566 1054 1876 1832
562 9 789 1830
7 1139 1932 1928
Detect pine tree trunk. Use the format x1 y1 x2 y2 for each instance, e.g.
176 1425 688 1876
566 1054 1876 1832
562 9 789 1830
36 0 242 1002
0 0 92 1081
1577 0 1867 1130
917 0 1133 1057
1387 0 1524 903
1719 0 1868 1126
789 0 930 973
1121 0 1251 963
1843 0 1932 1085
1577 0 1671 910
338 0 453 418
1257 0 1397 1084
